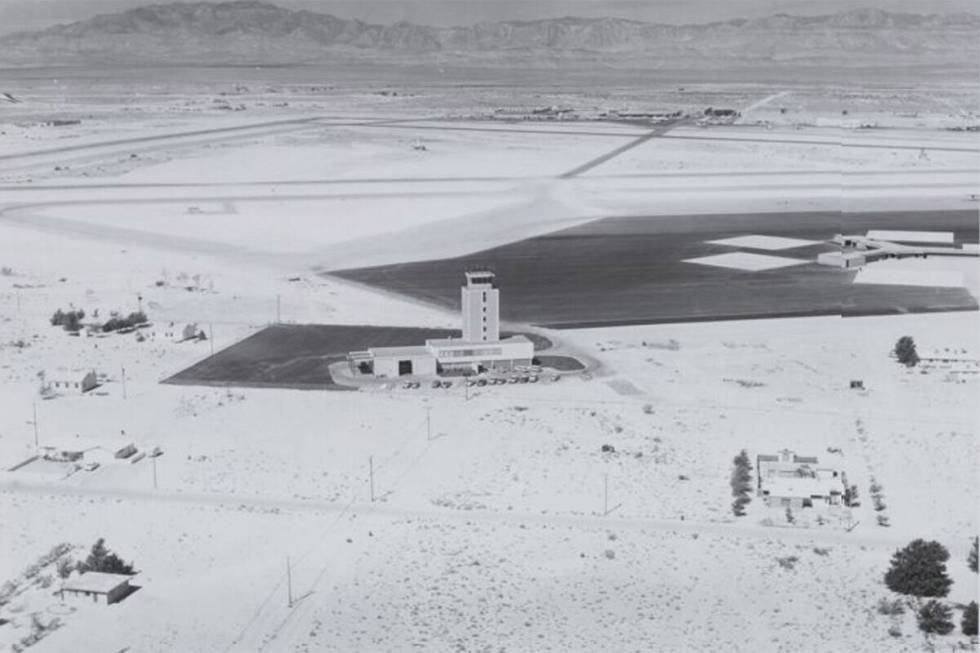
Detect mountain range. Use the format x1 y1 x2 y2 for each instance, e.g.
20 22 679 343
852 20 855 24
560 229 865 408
1 1 977 67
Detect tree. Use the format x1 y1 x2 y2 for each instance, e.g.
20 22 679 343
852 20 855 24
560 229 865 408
962 602 978 637
917 600 954 635
62 311 82 332
894 336 920 367
884 539 952 597
969 536 978 573
76 538 134 575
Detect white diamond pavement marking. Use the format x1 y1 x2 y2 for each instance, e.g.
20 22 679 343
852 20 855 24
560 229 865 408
706 235 820 251
683 252 810 272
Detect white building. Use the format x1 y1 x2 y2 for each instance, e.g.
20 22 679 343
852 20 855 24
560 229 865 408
42 370 98 395
461 271 499 342
60 572 135 605
756 449 845 509
350 271 534 378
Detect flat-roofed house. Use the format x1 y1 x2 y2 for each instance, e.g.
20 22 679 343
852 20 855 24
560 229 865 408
59 572 135 605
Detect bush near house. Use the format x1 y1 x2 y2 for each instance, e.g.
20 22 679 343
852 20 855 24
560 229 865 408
884 539 952 598
75 538 135 575
730 449 753 516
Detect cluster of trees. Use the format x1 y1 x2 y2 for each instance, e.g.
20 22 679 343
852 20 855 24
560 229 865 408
50 308 149 333
49 308 85 332
75 538 135 576
730 449 752 517
883 538 978 636
894 336 920 367
100 311 147 333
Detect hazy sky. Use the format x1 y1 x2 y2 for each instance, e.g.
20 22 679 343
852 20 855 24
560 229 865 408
1 0 977 33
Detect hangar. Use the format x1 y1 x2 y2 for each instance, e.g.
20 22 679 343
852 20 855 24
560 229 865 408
348 271 534 378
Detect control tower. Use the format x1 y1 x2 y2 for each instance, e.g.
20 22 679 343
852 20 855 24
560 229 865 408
461 271 499 342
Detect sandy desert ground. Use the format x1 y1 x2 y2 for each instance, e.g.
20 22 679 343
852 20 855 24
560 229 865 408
0 74 977 652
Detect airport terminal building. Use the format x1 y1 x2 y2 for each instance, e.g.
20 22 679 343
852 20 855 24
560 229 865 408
349 272 534 377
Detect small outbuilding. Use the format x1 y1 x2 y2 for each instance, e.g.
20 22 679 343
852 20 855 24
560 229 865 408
42 370 99 395
59 572 135 605
181 323 201 341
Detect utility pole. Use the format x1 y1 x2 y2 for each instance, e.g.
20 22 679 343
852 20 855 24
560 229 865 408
32 402 38 448
137 293 143 314
603 473 609 516
121 365 127 400
286 557 293 608
369 455 375 503
208 323 214 355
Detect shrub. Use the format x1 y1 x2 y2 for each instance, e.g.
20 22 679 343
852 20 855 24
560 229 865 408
101 311 147 333
876 597 905 616
885 539 952 597
969 536 978 573
917 600 954 635
962 601 978 636
776 556 798 570
894 336 920 367
56 558 73 579
732 495 750 516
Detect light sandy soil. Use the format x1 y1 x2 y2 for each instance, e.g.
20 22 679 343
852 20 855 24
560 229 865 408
0 102 977 652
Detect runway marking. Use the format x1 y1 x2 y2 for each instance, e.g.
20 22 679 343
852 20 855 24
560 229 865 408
707 235 821 251
683 252 810 272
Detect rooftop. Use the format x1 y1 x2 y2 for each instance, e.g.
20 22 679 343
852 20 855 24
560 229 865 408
762 476 843 498
63 571 134 594
367 345 434 358
426 335 531 348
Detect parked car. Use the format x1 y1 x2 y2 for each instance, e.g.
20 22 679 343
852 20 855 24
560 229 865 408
508 377 519 384
442 380 453 388
477 378 488 387
529 375 539 383
431 380 442 389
